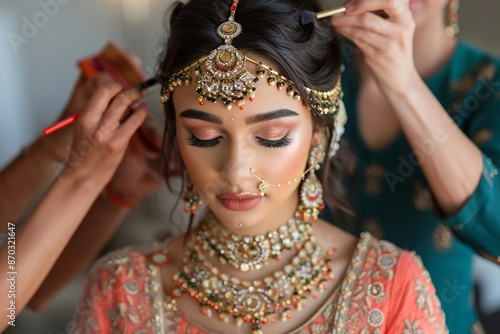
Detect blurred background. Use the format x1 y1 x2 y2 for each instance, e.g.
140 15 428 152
0 0 499 333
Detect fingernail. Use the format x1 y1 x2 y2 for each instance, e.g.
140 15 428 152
345 1 356 13
139 102 148 110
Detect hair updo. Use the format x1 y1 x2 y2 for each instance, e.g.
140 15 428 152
158 0 354 226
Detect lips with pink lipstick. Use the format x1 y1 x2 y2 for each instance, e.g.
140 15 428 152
408 0 421 10
217 192 263 211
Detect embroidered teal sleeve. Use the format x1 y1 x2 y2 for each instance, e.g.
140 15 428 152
443 66 500 264
443 155 500 262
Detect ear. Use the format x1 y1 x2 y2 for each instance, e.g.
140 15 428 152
311 124 327 149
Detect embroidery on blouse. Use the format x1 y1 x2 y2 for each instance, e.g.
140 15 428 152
403 319 423 334
332 232 373 333
144 234 375 334
341 235 403 334
367 282 385 302
148 262 166 333
414 279 435 321
367 308 384 328
69 241 162 334
71 232 448 334
413 254 448 333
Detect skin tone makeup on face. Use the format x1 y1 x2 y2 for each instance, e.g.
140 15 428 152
172 61 319 236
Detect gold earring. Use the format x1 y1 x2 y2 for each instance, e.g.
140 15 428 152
446 0 459 37
299 145 325 221
182 177 203 215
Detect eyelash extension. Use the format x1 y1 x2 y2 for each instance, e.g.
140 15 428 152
256 136 292 148
188 135 292 149
188 135 222 148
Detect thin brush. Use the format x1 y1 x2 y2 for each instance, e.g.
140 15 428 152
43 78 159 135
301 1 410 25
301 6 346 25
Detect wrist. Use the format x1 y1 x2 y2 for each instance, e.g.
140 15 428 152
384 70 423 107
397 68 422 96
34 135 69 165
101 184 137 209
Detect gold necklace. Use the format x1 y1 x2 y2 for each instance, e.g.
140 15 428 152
197 212 309 272
172 214 335 334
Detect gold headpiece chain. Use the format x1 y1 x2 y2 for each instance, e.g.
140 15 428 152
161 0 343 115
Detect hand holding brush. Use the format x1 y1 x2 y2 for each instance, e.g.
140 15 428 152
301 0 410 25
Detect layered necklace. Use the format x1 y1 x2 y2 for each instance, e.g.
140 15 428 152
172 211 335 334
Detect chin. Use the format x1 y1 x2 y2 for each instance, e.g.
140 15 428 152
209 200 264 227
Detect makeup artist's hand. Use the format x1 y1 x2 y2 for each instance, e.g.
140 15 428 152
107 114 164 204
61 83 147 188
331 0 418 93
38 73 115 163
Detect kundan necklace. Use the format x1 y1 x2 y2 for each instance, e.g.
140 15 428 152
198 212 309 272
171 211 335 334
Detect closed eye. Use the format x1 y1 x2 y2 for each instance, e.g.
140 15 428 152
187 135 222 148
256 136 292 148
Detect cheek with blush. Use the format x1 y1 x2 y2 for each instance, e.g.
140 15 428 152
253 128 312 194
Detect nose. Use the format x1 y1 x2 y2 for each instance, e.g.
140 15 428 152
220 139 257 187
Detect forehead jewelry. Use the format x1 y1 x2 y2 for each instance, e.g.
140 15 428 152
160 0 343 115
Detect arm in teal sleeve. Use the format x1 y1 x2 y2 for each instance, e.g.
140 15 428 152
443 64 500 264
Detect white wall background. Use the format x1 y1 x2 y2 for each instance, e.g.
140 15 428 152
1 0 499 333
0 0 172 168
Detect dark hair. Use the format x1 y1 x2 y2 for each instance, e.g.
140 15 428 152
158 0 355 229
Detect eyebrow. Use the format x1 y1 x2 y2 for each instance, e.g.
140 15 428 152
179 108 299 125
179 109 223 124
245 109 299 124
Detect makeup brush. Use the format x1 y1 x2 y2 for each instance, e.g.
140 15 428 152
43 77 159 135
301 0 410 25
301 6 346 25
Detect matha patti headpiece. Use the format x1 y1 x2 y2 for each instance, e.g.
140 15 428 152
160 0 343 115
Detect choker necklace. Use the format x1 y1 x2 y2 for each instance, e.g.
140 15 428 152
171 212 335 334
197 211 309 272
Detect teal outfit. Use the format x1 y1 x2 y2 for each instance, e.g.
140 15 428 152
322 42 500 333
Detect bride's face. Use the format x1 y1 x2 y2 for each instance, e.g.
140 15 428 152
172 61 316 233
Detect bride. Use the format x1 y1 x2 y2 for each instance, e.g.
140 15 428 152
69 0 446 333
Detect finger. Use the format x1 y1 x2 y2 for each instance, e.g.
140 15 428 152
346 0 411 23
332 12 396 37
113 107 148 147
129 53 143 69
92 72 115 88
336 26 389 53
100 89 144 131
80 82 123 128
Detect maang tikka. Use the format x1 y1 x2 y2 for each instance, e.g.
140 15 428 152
160 0 343 115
